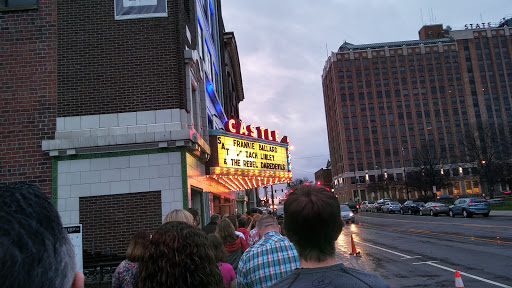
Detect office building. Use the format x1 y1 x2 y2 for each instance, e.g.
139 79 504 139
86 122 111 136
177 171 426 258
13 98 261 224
322 17 512 203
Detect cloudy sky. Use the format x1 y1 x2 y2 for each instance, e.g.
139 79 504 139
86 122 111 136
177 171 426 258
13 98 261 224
221 1 511 184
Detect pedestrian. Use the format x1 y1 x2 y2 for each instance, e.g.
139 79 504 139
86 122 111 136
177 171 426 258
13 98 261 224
247 214 261 246
112 230 150 288
0 182 84 288
187 207 201 227
237 216 250 240
226 214 246 240
135 221 224 288
163 209 194 225
207 234 236 288
202 213 220 235
216 218 248 271
269 185 389 288
237 215 299 288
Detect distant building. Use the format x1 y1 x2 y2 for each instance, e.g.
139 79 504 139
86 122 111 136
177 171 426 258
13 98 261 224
315 160 333 191
322 17 512 203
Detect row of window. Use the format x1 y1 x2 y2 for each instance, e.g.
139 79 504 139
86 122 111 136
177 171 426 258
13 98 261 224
336 51 459 69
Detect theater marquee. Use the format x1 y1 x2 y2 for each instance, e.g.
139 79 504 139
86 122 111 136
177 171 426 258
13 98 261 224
216 135 288 172
206 120 292 191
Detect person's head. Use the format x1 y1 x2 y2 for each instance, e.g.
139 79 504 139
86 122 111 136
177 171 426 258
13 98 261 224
237 216 248 229
226 215 238 230
207 234 227 263
209 213 220 223
236 213 242 219
163 209 194 225
0 182 84 288
284 185 344 263
136 221 223 288
187 208 200 227
125 230 150 262
250 214 261 230
256 215 280 238
215 218 238 244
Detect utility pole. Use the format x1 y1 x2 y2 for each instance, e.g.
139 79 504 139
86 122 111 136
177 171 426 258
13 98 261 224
271 185 275 211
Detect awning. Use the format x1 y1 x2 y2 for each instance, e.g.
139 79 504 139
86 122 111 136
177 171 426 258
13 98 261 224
206 167 292 191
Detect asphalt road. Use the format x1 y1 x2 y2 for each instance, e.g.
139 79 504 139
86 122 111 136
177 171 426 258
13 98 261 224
334 211 512 288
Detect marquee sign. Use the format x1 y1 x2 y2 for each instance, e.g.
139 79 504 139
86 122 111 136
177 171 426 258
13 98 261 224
216 135 289 172
224 119 289 144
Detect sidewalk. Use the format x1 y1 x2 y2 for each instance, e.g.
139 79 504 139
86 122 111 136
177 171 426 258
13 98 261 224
491 210 512 217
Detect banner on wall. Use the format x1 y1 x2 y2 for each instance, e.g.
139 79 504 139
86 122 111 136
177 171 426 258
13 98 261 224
65 225 83 274
114 0 168 20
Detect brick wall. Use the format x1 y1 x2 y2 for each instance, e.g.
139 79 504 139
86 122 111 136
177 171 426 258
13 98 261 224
79 191 162 256
57 0 195 117
0 1 57 195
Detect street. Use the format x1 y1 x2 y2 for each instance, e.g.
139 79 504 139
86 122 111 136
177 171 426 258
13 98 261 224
335 211 512 288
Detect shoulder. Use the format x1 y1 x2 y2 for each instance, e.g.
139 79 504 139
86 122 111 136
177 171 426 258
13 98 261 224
272 264 389 288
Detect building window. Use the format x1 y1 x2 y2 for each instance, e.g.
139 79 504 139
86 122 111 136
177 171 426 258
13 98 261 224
0 0 38 10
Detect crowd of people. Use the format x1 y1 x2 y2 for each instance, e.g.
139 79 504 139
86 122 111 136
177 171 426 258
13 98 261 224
0 182 390 288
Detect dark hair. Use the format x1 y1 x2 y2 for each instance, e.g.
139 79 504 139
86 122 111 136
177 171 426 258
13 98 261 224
210 214 220 222
237 216 248 228
226 215 238 229
187 207 200 226
207 234 227 262
136 221 224 288
0 182 76 288
126 230 150 262
284 185 343 262
216 218 238 244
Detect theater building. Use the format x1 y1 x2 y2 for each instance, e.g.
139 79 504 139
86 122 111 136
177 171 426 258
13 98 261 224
322 18 512 203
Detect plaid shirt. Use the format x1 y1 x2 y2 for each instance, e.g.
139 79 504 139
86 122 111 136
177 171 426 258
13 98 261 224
237 231 299 288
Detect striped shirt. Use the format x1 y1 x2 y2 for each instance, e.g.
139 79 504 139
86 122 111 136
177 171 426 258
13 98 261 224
237 231 299 288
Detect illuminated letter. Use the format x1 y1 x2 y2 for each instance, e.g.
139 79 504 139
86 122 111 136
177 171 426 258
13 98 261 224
239 122 248 135
272 130 280 142
257 126 265 139
249 125 257 137
224 119 236 133
280 136 289 145
475 23 480 29
464 24 468 30
267 129 273 141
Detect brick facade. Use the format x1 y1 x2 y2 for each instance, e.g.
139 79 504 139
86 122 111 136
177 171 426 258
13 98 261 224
79 191 161 256
56 0 196 117
0 0 57 195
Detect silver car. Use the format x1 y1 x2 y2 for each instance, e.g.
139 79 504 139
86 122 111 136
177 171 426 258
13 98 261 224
419 202 450 216
340 204 355 223
382 201 401 213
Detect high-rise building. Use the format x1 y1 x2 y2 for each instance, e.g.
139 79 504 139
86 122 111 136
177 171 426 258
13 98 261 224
322 17 512 203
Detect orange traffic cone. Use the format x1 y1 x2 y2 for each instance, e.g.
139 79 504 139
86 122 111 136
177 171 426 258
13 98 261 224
350 234 360 256
455 270 464 288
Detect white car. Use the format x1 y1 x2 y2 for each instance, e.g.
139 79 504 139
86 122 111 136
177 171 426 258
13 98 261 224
360 201 375 212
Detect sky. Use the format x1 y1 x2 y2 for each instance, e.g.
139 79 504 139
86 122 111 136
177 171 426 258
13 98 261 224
220 1 512 196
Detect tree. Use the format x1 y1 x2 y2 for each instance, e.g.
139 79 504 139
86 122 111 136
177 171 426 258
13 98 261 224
288 177 313 188
461 122 512 198
408 144 450 199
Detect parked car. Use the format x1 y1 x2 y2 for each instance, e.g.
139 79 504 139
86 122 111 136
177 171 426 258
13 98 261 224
381 201 401 213
449 198 490 218
276 205 284 220
360 201 375 212
340 204 355 223
419 202 450 216
400 200 425 215
346 201 359 213
373 199 390 212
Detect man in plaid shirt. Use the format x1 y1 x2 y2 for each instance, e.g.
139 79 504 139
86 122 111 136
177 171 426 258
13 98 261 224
236 215 299 288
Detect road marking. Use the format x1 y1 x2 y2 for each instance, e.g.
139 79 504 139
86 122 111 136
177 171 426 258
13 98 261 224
360 223 512 244
353 240 411 258
417 261 512 288
401 255 422 259
357 241 512 288
357 215 512 229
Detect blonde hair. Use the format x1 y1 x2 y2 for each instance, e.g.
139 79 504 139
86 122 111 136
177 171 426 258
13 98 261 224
163 209 194 225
